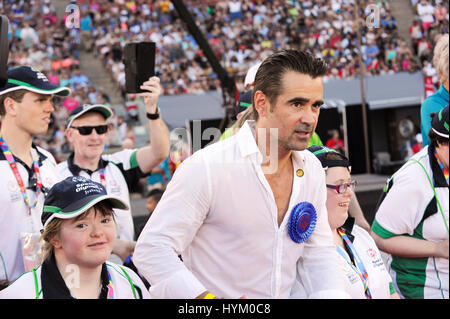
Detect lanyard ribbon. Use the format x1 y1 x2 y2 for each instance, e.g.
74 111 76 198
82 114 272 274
78 169 106 187
98 169 106 187
337 228 372 299
0 134 42 216
107 269 114 299
434 149 449 185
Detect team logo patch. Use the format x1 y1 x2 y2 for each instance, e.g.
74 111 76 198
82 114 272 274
8 181 21 202
31 67 49 82
366 248 377 259
8 180 19 192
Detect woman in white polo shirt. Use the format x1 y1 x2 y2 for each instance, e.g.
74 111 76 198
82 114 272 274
308 146 399 299
371 106 449 299
0 176 150 299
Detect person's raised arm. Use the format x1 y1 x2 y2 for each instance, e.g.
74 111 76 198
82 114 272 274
135 76 170 174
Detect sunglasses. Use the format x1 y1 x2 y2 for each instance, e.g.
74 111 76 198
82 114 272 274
326 180 357 194
70 125 108 135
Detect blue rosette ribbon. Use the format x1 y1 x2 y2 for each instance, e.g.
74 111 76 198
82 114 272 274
288 201 317 243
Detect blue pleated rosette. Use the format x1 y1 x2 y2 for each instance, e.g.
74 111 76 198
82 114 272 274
288 201 317 243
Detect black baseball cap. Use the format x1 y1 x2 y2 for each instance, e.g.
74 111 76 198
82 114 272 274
41 176 128 228
431 104 449 139
0 66 71 96
66 104 112 128
307 145 351 170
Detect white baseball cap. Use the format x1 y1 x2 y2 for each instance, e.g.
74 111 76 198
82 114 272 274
244 62 262 87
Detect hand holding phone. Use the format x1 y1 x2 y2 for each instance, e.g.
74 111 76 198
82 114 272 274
124 42 156 93
139 76 161 113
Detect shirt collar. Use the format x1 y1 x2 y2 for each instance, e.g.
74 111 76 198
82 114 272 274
235 120 262 162
235 120 305 166
41 252 74 299
67 152 109 176
0 143 48 167
41 252 109 299
339 217 356 243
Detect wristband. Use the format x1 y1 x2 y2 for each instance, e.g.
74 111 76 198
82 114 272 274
146 107 160 120
203 293 216 299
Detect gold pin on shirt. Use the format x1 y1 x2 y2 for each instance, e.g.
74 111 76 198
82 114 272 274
296 169 304 177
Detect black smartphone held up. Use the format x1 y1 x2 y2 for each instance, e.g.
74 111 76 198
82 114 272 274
124 42 155 93
0 15 10 88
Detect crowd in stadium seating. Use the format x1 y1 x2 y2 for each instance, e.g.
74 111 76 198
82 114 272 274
1 0 117 159
410 0 449 88
3 0 449 97
78 0 447 96
1 0 448 161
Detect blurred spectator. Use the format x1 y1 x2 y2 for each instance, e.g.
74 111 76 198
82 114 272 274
326 129 345 154
1 0 104 163
107 122 121 148
147 157 171 192
417 0 436 31
420 33 449 146
412 133 423 153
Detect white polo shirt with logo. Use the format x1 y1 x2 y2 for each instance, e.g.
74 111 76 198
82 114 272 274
337 221 396 299
57 149 148 242
372 145 449 299
0 146 59 283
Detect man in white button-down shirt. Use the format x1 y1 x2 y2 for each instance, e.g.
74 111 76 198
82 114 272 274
134 50 349 299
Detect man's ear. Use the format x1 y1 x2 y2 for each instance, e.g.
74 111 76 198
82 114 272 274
3 97 19 117
65 127 74 143
253 90 269 117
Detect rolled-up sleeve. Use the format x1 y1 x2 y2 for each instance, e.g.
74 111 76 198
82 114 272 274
133 153 212 299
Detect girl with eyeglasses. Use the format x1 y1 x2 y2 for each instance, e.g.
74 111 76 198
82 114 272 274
308 146 399 299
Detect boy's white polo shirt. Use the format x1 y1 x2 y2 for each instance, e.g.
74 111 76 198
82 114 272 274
57 149 149 242
0 146 59 283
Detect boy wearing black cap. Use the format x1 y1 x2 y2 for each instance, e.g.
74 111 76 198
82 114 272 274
0 176 150 299
0 66 71 289
371 105 449 299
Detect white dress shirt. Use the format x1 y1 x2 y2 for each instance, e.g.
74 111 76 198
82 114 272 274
134 121 348 299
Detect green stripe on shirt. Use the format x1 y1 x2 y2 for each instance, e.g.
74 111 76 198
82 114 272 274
130 150 139 169
371 219 398 239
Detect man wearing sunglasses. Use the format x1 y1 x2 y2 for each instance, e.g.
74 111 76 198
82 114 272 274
57 76 170 262
0 66 71 289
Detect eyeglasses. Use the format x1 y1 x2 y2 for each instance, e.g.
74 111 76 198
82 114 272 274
70 125 108 135
326 180 357 194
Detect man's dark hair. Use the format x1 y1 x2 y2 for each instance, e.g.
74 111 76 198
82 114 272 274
233 50 328 131
253 50 328 107
0 89 27 116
